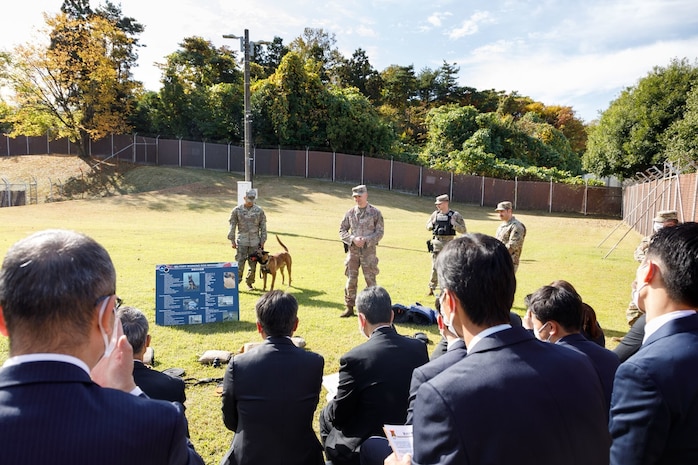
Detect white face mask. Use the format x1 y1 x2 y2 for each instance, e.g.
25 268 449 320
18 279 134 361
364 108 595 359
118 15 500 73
98 297 119 358
440 310 458 336
631 281 649 310
533 322 552 342
653 222 663 233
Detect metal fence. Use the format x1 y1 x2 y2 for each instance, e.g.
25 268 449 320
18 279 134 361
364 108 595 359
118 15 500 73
0 132 622 216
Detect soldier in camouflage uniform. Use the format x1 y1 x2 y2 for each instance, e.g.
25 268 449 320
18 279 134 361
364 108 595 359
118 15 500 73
227 189 267 291
625 209 679 325
495 201 527 272
339 185 384 317
426 194 467 296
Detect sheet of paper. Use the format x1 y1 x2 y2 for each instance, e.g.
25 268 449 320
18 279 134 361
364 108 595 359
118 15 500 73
322 372 339 401
383 424 413 460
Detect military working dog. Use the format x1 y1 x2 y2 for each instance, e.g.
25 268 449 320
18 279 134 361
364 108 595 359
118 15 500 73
249 235 292 291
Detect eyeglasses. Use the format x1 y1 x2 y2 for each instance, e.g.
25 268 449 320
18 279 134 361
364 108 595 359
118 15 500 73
95 294 123 310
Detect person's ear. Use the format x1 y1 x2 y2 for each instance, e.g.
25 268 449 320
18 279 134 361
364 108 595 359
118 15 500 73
0 306 8 337
292 317 299 332
641 261 656 284
145 334 151 348
256 321 264 335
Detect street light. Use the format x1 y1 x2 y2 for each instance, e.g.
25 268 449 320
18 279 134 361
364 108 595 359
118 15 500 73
222 30 270 186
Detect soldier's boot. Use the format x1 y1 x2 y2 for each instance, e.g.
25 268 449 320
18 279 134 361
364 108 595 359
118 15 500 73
427 288 435 296
340 306 355 318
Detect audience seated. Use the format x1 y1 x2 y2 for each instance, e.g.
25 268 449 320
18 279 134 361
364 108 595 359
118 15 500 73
550 279 606 347
526 284 620 411
320 286 428 465
386 234 609 465
609 223 698 464
0 229 203 464
220 290 325 465
118 306 186 405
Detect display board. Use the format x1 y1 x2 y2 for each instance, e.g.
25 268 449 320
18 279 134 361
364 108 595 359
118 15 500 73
155 262 239 326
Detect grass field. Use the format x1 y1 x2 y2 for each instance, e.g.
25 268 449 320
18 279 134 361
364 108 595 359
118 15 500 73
0 156 640 464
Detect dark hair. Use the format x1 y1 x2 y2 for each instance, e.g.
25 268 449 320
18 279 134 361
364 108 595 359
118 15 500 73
647 222 698 307
255 290 298 337
528 285 583 332
117 306 149 354
550 279 602 339
356 286 393 324
0 229 115 351
436 234 515 326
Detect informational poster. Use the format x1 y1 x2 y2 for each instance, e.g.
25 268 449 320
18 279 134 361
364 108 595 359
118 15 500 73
155 262 239 326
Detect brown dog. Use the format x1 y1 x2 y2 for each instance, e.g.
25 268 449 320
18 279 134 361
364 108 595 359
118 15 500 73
254 235 292 291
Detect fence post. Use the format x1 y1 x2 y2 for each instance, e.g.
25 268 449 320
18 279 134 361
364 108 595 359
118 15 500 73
332 151 336 183
202 140 206 169
389 158 393 191
361 152 365 185
178 138 182 167
449 171 454 201
25 136 29 155
418 166 422 197
548 177 553 213
305 147 309 178
227 142 231 172
46 128 50 154
156 135 160 166
583 179 588 216
481 176 485 207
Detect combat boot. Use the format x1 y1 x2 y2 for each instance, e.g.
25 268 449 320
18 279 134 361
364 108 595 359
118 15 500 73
340 306 355 318
427 288 435 296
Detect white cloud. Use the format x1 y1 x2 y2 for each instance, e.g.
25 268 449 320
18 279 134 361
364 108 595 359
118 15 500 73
427 12 452 28
448 11 492 40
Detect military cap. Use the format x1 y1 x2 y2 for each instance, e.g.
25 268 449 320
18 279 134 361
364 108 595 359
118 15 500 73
352 185 367 196
653 210 678 222
495 201 513 211
244 188 257 200
435 194 449 204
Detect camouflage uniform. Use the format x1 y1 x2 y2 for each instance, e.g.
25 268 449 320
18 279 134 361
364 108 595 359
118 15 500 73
426 209 466 292
228 202 267 288
496 216 527 272
339 203 384 308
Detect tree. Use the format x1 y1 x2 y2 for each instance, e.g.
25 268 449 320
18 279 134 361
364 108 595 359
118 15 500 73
663 86 698 168
254 36 288 78
288 28 343 84
335 48 381 102
583 58 698 178
6 10 140 158
151 37 243 141
420 104 479 165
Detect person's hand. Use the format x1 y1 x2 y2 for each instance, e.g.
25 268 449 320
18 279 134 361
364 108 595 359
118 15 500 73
91 322 137 393
353 237 366 247
384 452 411 464
522 309 534 330
231 241 237 249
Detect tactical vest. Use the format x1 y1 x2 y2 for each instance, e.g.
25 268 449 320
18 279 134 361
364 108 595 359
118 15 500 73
433 210 456 236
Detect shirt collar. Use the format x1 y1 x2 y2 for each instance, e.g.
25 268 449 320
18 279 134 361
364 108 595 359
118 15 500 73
643 310 696 343
2 353 91 376
468 324 512 351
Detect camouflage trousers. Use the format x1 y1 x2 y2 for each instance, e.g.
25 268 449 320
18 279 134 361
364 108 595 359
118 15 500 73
626 301 644 327
344 245 379 307
235 245 259 286
428 237 454 290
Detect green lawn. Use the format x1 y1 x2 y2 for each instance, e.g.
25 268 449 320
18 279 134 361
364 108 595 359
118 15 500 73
0 164 639 464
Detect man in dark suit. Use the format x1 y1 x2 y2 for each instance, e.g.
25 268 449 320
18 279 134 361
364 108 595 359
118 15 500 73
525 284 620 411
387 234 609 465
118 306 186 404
609 222 698 465
0 229 203 465
320 286 429 465
220 290 325 465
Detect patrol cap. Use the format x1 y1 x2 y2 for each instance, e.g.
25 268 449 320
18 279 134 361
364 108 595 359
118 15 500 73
352 185 367 196
435 194 449 204
495 201 513 211
653 210 678 222
244 188 257 200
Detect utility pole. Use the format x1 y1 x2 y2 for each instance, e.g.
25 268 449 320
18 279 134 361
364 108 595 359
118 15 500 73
223 30 270 187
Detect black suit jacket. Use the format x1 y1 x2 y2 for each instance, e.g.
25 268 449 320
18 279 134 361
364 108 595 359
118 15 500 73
412 326 610 465
321 326 428 465
0 360 202 465
133 360 186 404
610 313 698 465
558 332 620 411
406 338 466 424
613 313 646 362
220 337 325 465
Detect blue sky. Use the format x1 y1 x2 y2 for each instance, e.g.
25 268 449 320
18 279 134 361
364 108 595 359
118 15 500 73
2 0 698 122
